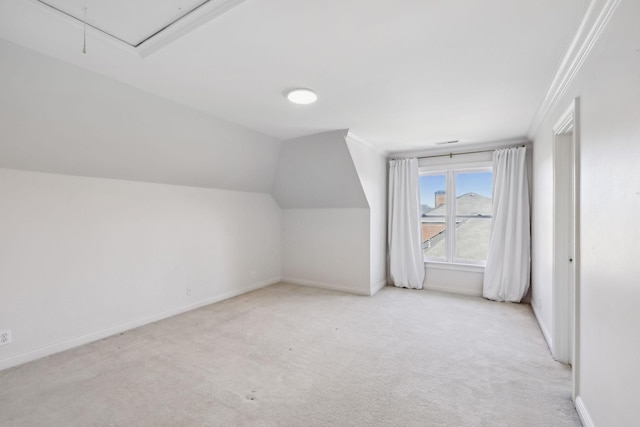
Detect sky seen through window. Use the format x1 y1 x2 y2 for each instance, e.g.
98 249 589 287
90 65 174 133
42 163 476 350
419 172 493 207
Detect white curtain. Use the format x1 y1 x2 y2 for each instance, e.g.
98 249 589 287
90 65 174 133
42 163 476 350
483 147 530 302
388 158 425 289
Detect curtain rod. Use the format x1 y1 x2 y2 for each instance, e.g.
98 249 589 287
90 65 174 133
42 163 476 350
416 144 526 160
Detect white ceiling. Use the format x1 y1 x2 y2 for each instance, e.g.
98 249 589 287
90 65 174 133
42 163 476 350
0 0 588 152
38 0 213 46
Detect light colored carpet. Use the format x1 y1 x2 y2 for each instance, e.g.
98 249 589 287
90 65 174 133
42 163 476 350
0 283 580 426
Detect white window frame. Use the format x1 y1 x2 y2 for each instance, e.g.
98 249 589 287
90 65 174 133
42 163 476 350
419 161 493 267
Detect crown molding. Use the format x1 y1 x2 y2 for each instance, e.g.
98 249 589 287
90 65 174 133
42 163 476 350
527 0 621 140
552 98 579 135
345 130 389 156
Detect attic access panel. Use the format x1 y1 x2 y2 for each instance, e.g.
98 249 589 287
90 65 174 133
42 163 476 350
36 0 244 54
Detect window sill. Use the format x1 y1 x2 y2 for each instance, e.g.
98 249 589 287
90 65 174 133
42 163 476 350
424 261 485 273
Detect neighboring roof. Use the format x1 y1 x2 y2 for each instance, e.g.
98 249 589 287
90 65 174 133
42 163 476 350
423 217 491 261
421 204 433 216
453 218 492 261
423 192 492 217
422 192 493 261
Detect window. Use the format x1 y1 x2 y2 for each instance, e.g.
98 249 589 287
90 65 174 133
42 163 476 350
419 167 493 265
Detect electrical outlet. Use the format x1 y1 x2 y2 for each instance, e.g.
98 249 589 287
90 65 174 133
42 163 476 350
186 288 192 296
250 271 256 279
537 297 542 309
0 330 11 346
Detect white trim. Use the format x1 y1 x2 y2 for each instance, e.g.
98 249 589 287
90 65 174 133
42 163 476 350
531 300 553 354
345 130 389 156
551 98 581 400
418 159 493 171
371 279 388 295
419 165 493 266
572 99 582 400
553 101 578 135
552 109 574 365
528 0 621 139
282 277 371 296
575 396 595 427
0 277 280 372
425 261 484 273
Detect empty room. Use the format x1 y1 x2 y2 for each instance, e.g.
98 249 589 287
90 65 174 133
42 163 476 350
0 0 638 426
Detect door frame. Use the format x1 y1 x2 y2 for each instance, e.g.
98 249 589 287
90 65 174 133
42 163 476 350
552 98 581 400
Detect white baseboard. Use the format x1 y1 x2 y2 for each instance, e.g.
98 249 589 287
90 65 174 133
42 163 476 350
282 277 370 296
575 396 595 427
371 279 387 296
0 278 280 372
531 301 553 354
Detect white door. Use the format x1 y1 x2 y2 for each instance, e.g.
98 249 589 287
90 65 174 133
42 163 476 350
553 112 577 367
553 99 581 400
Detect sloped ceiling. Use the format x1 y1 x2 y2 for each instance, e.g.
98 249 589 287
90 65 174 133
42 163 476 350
0 0 588 153
0 39 281 193
272 130 368 209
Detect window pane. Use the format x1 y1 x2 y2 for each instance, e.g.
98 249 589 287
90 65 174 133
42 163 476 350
419 169 493 263
419 174 447 215
455 171 493 216
422 222 446 259
455 217 491 261
455 170 492 262
420 174 447 259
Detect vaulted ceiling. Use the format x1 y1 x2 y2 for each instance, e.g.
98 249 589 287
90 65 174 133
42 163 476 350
0 0 587 152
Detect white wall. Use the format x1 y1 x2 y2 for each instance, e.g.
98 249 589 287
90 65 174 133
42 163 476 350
0 39 287 370
281 209 370 294
531 0 640 424
0 39 282 193
423 265 484 296
274 131 373 295
345 133 388 294
0 169 282 370
0 41 387 369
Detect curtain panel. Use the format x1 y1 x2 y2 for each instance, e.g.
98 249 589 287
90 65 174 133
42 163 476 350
388 158 425 289
483 147 531 302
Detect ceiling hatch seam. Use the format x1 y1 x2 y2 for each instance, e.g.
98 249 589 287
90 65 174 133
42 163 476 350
32 0 246 56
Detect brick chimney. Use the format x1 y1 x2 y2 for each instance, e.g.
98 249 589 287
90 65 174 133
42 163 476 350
434 190 446 208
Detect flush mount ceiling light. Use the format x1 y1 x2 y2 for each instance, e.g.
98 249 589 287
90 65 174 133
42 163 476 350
286 88 317 105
